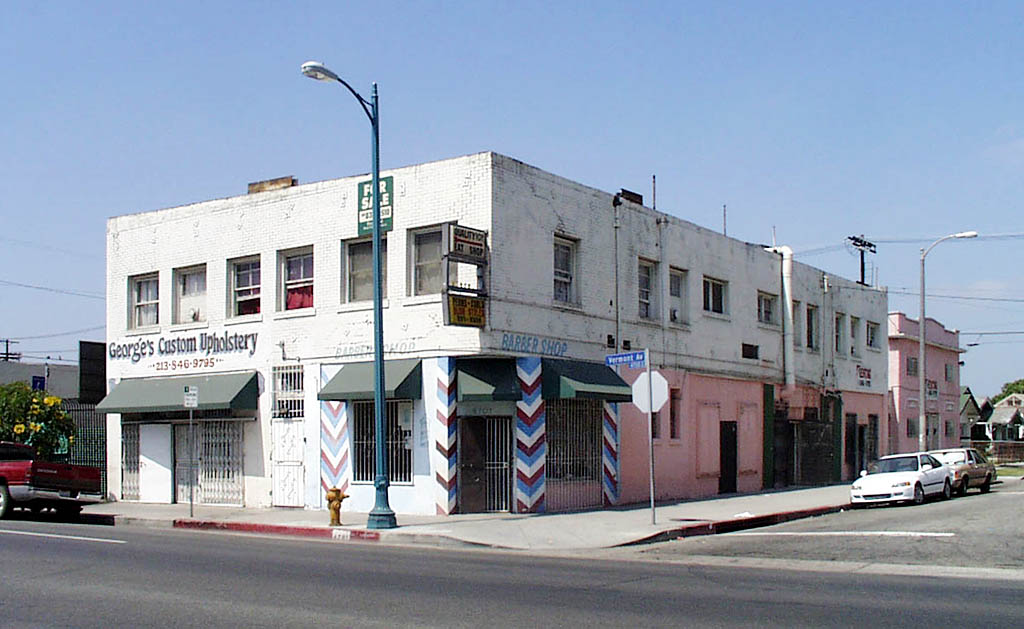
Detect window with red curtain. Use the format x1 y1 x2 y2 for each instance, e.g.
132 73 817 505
284 251 313 310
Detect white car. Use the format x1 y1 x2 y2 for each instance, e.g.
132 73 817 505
850 452 952 506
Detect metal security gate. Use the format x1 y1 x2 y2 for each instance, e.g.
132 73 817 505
794 420 834 485
122 423 140 501
483 417 512 511
63 400 107 495
458 416 512 512
546 399 603 511
173 421 244 505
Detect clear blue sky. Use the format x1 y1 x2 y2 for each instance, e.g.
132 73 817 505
2 2 1022 397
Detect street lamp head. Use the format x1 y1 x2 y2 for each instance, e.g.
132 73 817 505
301 60 340 83
953 230 978 239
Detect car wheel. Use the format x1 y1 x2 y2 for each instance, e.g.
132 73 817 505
0 484 10 519
981 474 992 493
913 483 925 505
942 479 952 500
958 476 969 496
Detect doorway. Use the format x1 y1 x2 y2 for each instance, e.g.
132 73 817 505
855 424 867 474
139 424 173 503
458 416 512 513
719 421 738 494
773 420 794 488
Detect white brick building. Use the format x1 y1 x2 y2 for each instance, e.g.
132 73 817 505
99 152 888 514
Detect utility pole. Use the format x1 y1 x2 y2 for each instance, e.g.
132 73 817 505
847 235 876 286
0 339 21 361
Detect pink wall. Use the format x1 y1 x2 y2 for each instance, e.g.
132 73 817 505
888 312 963 452
616 369 764 504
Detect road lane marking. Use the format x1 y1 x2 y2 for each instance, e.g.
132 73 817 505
726 531 954 538
0 529 126 544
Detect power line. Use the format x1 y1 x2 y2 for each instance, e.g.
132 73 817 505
11 325 105 340
0 279 103 299
0 237 102 260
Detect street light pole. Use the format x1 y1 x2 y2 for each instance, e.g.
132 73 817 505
918 230 978 452
302 61 396 529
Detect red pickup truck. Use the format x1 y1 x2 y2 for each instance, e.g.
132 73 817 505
0 441 103 518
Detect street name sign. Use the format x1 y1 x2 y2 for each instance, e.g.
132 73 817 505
605 351 647 369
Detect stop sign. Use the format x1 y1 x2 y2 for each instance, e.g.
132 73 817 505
631 371 668 413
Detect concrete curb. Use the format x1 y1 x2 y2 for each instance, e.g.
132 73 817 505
620 503 849 547
154 503 851 550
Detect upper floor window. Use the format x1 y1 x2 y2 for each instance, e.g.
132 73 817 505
703 276 728 315
553 236 577 304
130 273 159 328
757 292 777 325
850 316 861 356
280 248 313 310
411 228 443 295
834 313 846 355
345 237 387 303
638 259 657 319
806 304 819 350
866 321 880 349
231 257 260 316
173 265 206 324
669 268 687 324
945 363 955 383
906 356 919 376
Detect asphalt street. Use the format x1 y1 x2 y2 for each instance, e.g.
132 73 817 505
2 508 1023 628
627 479 1024 571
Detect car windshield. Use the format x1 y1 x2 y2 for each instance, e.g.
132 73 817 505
935 451 966 464
868 456 918 474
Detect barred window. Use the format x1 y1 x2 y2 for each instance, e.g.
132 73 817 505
352 400 413 483
272 365 304 418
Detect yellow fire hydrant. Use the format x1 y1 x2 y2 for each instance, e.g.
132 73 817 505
326 487 348 527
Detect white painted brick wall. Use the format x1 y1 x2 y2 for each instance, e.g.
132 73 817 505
104 150 889 506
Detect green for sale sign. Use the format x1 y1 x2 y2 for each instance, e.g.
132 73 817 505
357 176 394 236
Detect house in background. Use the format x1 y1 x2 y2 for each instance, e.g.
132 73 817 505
959 386 982 443
887 313 964 452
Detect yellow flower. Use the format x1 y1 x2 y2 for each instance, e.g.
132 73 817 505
29 422 41 432
44 396 61 407
13 424 26 434
68 436 75 445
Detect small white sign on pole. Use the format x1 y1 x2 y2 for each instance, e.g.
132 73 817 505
631 371 668 413
183 386 199 409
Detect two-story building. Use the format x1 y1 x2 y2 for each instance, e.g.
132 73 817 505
887 312 964 452
98 152 889 515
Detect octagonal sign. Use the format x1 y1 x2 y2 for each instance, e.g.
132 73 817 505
631 371 668 413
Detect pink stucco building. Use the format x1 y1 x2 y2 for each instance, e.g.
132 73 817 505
888 312 964 453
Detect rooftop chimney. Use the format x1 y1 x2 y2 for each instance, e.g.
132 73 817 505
248 176 298 194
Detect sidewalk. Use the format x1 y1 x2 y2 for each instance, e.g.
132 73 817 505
82 484 853 551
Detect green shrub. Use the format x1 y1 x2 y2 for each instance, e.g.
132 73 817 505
0 382 76 460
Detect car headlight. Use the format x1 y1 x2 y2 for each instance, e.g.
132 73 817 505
891 481 912 488
852 484 861 490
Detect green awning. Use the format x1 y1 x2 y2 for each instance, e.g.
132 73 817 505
317 359 422 401
542 358 632 402
456 358 519 401
96 371 259 414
